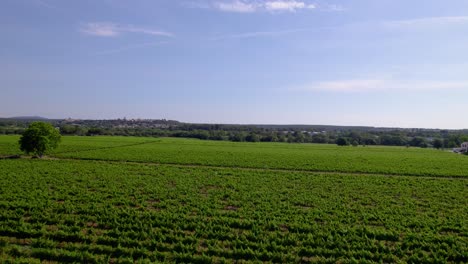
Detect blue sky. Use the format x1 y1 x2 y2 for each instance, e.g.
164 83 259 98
1 0 468 129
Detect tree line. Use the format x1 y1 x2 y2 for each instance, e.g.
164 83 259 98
1 118 467 149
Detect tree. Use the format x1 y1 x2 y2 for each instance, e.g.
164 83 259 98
348 131 362 144
336 137 349 146
19 122 61 157
245 133 260 142
229 132 246 142
362 137 377 146
433 138 443 149
379 135 407 146
293 131 305 143
86 127 103 136
409 137 427 148
311 134 328 144
59 124 79 135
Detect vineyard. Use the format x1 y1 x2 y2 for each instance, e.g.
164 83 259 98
0 136 467 263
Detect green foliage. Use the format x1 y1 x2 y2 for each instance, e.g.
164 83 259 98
433 138 443 149
229 132 247 142
379 134 407 146
0 136 467 262
3 136 468 177
0 159 466 263
18 122 61 157
409 137 428 148
5 119 468 150
245 133 260 142
336 137 349 146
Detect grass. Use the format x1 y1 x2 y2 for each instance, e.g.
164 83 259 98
0 135 467 263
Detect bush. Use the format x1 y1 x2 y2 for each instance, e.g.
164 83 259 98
19 122 61 157
336 137 349 146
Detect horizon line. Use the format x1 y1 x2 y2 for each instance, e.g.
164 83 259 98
2 116 467 131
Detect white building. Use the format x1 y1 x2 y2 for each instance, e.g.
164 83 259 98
462 142 468 151
453 142 468 153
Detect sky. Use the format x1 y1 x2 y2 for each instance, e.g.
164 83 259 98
1 0 468 129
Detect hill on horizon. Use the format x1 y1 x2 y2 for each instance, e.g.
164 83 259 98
6 116 49 120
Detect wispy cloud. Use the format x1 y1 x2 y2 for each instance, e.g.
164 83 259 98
297 79 468 93
212 15 466 41
212 27 311 40
264 1 315 12
383 16 468 29
80 22 174 37
214 1 257 12
188 0 317 13
323 4 345 12
95 41 168 55
34 0 57 9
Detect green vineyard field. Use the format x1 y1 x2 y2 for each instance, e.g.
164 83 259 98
0 136 467 263
2 136 468 177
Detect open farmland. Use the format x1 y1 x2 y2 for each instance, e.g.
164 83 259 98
0 136 467 263
2 136 468 177
0 136 23 156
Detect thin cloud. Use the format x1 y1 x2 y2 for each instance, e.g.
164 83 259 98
214 1 256 13
212 28 311 40
384 16 468 29
297 79 468 93
34 0 57 9
323 4 345 12
189 0 317 13
81 23 119 37
95 41 168 55
265 1 315 12
80 22 174 37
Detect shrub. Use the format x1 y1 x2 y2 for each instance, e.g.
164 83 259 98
19 122 61 157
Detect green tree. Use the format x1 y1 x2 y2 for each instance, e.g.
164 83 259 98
336 137 349 146
293 131 305 143
19 122 61 157
433 138 443 149
59 124 79 135
379 135 407 146
311 134 328 144
409 137 427 148
229 132 246 142
245 133 260 142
